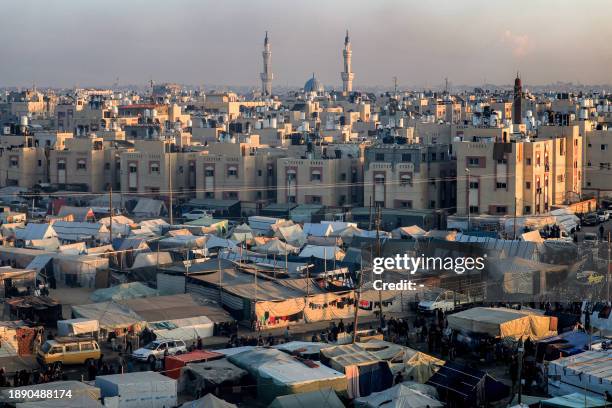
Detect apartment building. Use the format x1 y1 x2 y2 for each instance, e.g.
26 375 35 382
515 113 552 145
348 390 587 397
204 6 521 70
363 142 455 210
276 144 363 208
583 124 612 196
195 135 284 212
455 129 582 216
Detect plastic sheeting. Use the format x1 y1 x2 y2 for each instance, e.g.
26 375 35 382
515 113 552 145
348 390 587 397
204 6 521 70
178 394 237 408
354 383 443 408
447 307 557 340
547 350 612 399
57 318 99 336
96 371 176 408
90 282 158 302
268 388 344 408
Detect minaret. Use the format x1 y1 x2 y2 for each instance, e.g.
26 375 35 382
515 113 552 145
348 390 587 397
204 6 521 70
341 30 354 94
260 31 273 97
513 72 522 125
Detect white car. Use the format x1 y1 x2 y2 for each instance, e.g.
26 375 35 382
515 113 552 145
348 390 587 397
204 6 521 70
182 209 210 221
131 340 187 363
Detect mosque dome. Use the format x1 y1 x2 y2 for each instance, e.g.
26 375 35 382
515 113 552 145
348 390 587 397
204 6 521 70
304 74 324 94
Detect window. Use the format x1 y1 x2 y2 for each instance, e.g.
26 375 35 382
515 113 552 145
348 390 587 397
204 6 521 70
105 162 110 170
65 344 80 353
37 160 42 167
340 173 346 181
440 152 445 161
526 158 531 165
400 201 412 209
602 144 608 151
469 181 479 189
400 174 412 186
310 171 321 182
497 159 507 164
311 196 322 204
227 167 238 177
401 153 411 162
494 206 507 214
431 153 437 161
9 157 18 168
469 205 479 214
430 200 436 208
77 159 87 170
150 162 160 174
496 182 507 189
226 191 238 199
467 157 480 167
375 153 385 161
524 206 531 213
50 347 62 355
204 192 214 199
80 343 93 351
129 164 137 173
258 170 262 177
557 175 564 182
267 166 273 177
526 181 531 189
205 167 214 177
288 196 296 203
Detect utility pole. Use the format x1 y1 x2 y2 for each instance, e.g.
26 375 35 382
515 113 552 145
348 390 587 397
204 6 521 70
352 250 365 344
368 196 373 230
109 186 113 243
608 231 611 301
393 76 398 95
168 151 174 225
465 168 471 232
517 338 524 404
513 197 517 240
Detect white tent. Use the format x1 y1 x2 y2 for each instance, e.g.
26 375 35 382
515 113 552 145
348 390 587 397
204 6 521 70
133 198 167 218
299 245 345 260
274 224 306 247
57 318 99 337
354 384 443 408
130 252 173 269
178 394 237 408
230 223 254 243
52 221 109 242
16 223 57 241
96 371 177 408
303 223 333 237
253 239 299 256
391 225 426 239
547 350 612 398
149 316 215 341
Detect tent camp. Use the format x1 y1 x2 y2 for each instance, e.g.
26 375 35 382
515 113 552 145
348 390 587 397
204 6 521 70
547 350 612 398
178 394 237 408
90 282 158 302
447 307 557 340
268 388 344 408
299 245 345 260
132 198 168 218
354 383 443 408
540 393 608 408
96 371 176 408
228 348 347 402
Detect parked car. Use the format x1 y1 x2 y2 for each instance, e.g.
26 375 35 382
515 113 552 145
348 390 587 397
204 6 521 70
28 207 48 218
131 339 187 363
181 209 210 221
37 337 101 368
582 213 599 226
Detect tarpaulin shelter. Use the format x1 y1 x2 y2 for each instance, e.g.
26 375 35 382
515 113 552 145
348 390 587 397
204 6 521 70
248 216 284 236
541 393 608 408
299 245 345 260
391 225 427 240
253 239 300 256
268 388 344 408
547 350 612 398
57 318 99 337
179 359 247 396
274 224 307 247
138 218 169 235
164 350 224 379
447 307 557 340
178 394 237 408
486 257 567 298
90 282 157 302
228 348 347 403
96 371 176 408
303 223 333 237
0 321 41 356
426 361 509 407
51 221 109 243
57 206 95 222
0 266 36 298
25 238 61 251
71 301 145 332
273 341 330 360
319 343 393 398
535 331 602 363
230 223 254 243
52 253 109 289
354 383 443 408
15 223 57 241
132 198 168 218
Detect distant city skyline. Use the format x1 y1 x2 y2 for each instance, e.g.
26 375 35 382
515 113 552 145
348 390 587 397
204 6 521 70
3 0 612 88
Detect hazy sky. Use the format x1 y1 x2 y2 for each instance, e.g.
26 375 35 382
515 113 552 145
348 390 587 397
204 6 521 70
3 0 612 88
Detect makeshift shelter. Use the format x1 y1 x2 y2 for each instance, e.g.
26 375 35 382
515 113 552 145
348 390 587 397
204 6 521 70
230 223 254 243
319 343 393 398
547 350 612 398
228 348 347 402
15 223 57 241
138 218 169 235
57 206 95 222
164 350 224 379
179 358 247 396
96 371 176 408
90 282 157 302
0 321 41 356
273 341 330 360
426 361 509 407
248 216 284 236
25 238 61 251
487 257 567 298
303 223 333 237
4 296 62 325
274 224 307 247
252 239 299 256
354 384 443 408
52 253 109 289
57 318 99 337
307 236 342 247
1 221 25 239
299 245 345 260
0 266 36 298
52 221 109 243
179 394 237 408
71 301 145 333
330 225 363 244
132 198 168 218
391 225 427 240
447 307 557 340
268 388 344 408
541 393 608 408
